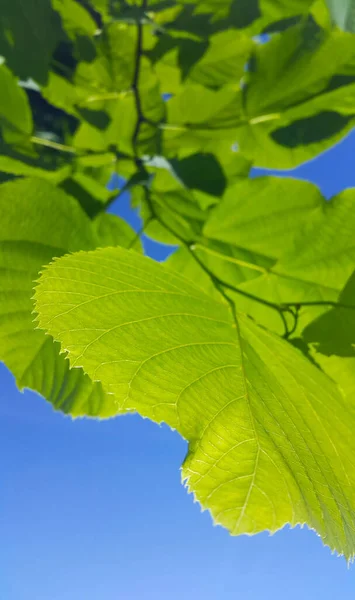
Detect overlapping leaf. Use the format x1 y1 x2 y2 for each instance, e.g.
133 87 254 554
0 178 138 417
35 246 355 559
200 179 355 334
0 0 63 84
236 24 355 167
0 64 33 145
303 270 355 402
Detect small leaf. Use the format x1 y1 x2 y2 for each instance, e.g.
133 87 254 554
163 84 242 156
93 212 142 251
303 271 355 401
0 64 33 144
0 155 71 183
52 0 98 38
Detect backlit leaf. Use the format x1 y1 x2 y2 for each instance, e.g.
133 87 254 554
35 245 355 560
0 178 136 417
236 25 355 167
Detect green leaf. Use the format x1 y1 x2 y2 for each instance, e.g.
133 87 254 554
0 178 137 417
236 25 355 167
40 72 91 118
163 84 242 156
303 271 355 401
0 64 33 144
209 185 355 335
93 212 142 251
0 0 63 84
152 30 253 91
34 245 355 559
146 167 219 243
0 155 71 183
196 177 323 329
204 177 323 259
52 0 98 38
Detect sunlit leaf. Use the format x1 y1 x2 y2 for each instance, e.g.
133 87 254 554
35 245 355 560
236 24 355 167
210 186 355 335
0 178 137 417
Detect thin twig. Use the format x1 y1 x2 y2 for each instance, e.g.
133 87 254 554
127 215 153 250
30 136 79 154
283 301 355 310
132 0 148 164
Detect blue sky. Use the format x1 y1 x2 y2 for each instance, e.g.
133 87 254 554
2 131 355 599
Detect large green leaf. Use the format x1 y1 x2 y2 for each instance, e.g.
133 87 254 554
0 178 137 417
35 245 355 559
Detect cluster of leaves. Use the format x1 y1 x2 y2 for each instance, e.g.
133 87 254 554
2 0 355 560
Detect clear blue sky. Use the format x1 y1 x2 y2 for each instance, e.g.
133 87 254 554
2 132 355 599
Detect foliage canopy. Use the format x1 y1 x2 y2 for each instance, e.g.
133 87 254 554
2 0 355 560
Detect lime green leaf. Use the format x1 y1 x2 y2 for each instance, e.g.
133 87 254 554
35 245 355 559
198 176 323 310
0 64 33 144
166 246 220 299
0 178 136 417
52 0 98 38
0 0 63 84
163 84 242 156
93 212 142 251
87 0 108 14
188 30 252 88
40 72 90 117
217 186 355 335
204 177 323 259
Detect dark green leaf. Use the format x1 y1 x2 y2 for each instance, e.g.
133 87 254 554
0 0 63 84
